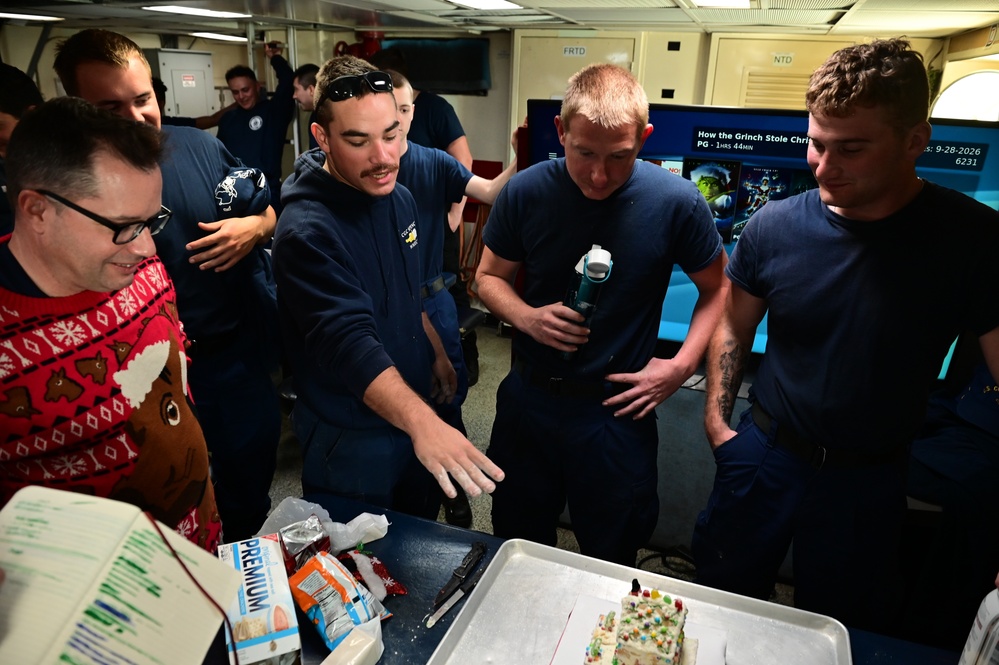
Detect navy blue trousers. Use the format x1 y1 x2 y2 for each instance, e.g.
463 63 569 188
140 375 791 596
423 280 468 433
293 401 440 521
487 369 659 566
903 401 999 649
692 407 907 633
188 335 281 543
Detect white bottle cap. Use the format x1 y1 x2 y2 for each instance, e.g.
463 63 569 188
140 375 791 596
586 245 611 278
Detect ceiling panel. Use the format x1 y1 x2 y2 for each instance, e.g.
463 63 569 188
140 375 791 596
855 0 998 9
533 8 695 23
0 0 995 38
528 0 679 7
685 8 846 25
834 10 999 35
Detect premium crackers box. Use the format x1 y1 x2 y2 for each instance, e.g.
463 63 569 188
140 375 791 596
218 535 302 665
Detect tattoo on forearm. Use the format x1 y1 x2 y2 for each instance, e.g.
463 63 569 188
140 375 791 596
715 340 746 425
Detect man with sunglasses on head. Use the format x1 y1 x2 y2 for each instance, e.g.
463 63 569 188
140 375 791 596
273 55 504 520
0 97 222 552
54 29 282 543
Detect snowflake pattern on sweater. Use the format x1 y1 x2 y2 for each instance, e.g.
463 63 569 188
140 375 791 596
0 256 222 551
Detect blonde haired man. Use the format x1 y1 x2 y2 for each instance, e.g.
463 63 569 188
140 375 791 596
476 63 728 566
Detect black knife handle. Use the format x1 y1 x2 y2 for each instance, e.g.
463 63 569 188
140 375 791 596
454 541 486 579
459 561 487 594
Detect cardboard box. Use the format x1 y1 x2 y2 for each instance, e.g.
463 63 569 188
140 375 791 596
218 535 302 665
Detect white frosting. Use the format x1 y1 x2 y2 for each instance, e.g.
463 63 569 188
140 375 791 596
584 586 689 665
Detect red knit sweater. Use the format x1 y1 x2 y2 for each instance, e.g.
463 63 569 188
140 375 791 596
0 256 222 551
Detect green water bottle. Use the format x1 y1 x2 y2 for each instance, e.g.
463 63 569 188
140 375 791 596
561 244 612 360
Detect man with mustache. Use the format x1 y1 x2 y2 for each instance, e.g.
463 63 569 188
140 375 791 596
273 56 504 519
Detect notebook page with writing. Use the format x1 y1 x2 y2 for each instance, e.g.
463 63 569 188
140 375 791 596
0 486 241 664
0 486 135 662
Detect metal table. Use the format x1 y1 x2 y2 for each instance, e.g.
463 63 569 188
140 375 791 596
204 493 961 664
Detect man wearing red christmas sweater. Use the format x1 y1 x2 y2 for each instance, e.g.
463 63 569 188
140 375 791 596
0 97 222 552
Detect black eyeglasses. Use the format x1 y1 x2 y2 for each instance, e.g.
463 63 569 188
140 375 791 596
38 190 172 245
322 71 394 103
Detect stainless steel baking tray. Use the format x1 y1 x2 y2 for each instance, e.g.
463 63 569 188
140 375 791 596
427 539 851 665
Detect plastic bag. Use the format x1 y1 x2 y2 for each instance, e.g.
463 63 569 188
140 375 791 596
258 497 334 537
320 617 383 665
279 514 331 574
329 513 389 553
257 497 389 553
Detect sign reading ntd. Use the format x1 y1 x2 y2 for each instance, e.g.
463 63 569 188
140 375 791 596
772 52 794 67
692 127 809 159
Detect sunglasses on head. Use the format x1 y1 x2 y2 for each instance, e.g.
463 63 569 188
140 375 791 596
323 71 394 103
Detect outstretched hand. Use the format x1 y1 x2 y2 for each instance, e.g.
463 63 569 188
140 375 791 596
412 418 505 499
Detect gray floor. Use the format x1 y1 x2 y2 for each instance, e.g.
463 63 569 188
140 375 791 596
266 321 793 606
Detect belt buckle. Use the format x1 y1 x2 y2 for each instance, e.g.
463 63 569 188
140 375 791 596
811 444 827 470
548 376 562 396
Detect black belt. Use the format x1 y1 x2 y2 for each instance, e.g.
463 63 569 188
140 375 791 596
513 359 625 400
420 276 447 299
750 402 905 470
187 328 240 358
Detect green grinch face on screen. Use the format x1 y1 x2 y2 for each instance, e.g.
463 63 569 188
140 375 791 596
696 176 725 202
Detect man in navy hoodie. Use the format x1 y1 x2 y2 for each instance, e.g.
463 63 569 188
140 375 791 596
273 55 504 518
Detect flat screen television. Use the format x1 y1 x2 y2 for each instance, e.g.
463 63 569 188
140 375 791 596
526 100 999 375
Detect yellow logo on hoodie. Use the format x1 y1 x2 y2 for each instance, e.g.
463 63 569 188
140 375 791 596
401 221 418 249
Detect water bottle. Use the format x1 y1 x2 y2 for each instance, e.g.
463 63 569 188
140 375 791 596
561 244 612 360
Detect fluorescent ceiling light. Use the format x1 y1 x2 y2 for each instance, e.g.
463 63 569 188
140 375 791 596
691 0 751 7
144 5 251 19
449 0 523 9
0 12 63 21
191 32 248 42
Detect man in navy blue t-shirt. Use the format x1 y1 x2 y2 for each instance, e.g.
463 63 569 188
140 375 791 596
476 63 727 566
695 38 999 634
